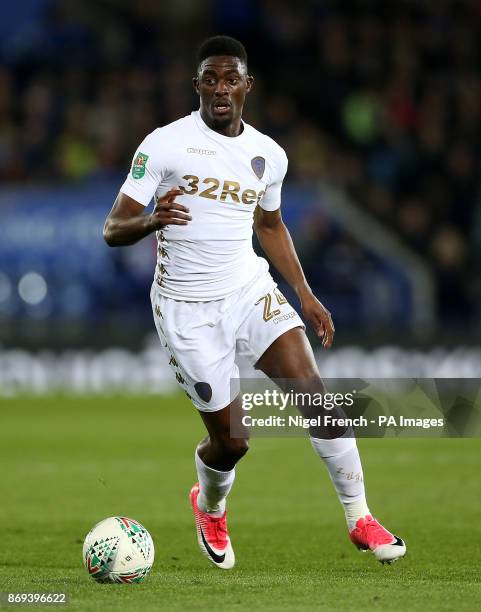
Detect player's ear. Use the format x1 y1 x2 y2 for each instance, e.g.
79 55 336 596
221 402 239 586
245 75 254 94
192 77 200 95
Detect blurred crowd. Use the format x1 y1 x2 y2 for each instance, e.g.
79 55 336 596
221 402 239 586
1 0 480 332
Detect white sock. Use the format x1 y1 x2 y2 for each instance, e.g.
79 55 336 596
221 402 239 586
195 450 235 517
310 434 370 530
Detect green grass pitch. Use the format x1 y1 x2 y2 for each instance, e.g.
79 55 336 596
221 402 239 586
0 395 480 611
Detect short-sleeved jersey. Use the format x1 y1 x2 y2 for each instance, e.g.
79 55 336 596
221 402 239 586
120 110 288 301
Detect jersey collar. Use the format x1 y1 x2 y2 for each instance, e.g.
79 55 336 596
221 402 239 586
192 110 248 143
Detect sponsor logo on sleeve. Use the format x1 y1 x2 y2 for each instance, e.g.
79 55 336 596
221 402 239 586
132 152 149 179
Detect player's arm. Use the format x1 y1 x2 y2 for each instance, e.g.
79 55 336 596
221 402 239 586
254 206 334 348
103 188 191 247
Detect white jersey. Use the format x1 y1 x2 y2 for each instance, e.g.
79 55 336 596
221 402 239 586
120 110 288 301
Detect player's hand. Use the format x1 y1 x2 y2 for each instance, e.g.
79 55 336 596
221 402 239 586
150 188 192 230
300 291 335 349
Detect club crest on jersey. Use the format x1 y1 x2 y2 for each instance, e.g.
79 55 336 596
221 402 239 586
251 156 265 180
132 152 149 179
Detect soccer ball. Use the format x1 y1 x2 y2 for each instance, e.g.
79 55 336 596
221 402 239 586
83 516 154 583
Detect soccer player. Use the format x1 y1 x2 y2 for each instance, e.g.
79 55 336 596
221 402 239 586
103 36 406 569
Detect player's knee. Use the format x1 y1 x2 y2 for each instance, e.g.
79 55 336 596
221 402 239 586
228 437 249 461
218 436 249 461
293 372 326 395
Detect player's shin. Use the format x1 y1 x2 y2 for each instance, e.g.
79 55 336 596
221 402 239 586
309 430 370 530
195 449 235 517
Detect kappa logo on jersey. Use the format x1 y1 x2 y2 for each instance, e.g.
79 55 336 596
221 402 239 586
187 147 216 156
251 156 265 179
132 152 149 179
179 174 265 205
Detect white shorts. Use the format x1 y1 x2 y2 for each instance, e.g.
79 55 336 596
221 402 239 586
150 265 304 411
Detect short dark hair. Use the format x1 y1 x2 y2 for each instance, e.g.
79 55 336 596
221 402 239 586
197 35 247 68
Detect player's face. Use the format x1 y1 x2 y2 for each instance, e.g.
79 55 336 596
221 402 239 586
193 56 253 133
